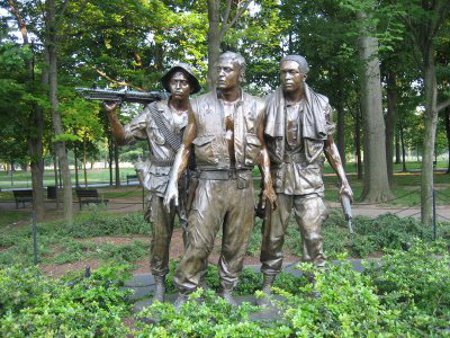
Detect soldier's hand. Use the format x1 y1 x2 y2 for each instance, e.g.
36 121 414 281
340 184 353 202
103 101 119 113
262 186 277 211
163 182 178 211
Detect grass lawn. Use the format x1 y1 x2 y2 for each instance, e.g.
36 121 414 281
1 160 448 190
0 167 137 189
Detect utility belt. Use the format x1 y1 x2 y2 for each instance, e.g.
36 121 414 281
197 168 253 189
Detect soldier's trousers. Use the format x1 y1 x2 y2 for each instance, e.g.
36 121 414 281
145 194 188 277
260 193 327 276
174 177 255 292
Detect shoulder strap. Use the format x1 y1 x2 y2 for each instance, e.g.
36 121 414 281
148 104 181 152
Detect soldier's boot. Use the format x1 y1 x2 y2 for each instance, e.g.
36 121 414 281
219 286 237 307
173 293 188 311
153 275 165 303
199 274 208 291
257 274 276 306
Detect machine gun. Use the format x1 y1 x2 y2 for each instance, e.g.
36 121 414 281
75 87 168 104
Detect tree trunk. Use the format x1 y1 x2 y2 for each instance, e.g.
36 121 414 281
357 11 393 202
355 107 363 180
108 135 113 186
74 151 79 187
46 0 73 224
445 107 450 174
28 107 45 220
385 71 398 185
207 0 221 90
395 130 401 164
420 47 438 226
335 95 345 168
53 151 60 208
114 142 120 187
83 137 88 188
8 0 45 220
400 125 407 172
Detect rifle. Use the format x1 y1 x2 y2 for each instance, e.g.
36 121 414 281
340 193 354 234
75 87 168 104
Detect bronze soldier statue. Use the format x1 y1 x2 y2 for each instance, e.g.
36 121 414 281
259 55 353 300
164 52 277 307
103 63 201 302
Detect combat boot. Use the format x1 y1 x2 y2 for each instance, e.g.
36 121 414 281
257 274 276 306
219 287 237 307
173 293 188 311
153 275 165 303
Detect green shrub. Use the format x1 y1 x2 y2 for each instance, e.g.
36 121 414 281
134 289 290 337
320 211 444 258
0 264 132 337
268 261 405 337
364 240 450 335
135 261 407 337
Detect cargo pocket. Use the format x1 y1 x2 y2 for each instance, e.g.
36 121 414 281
303 167 323 189
244 133 261 166
193 135 216 165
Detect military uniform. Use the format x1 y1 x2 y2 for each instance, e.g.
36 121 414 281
174 91 265 292
260 84 334 274
124 100 190 277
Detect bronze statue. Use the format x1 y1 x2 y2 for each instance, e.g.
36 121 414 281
103 63 201 302
164 52 277 307
259 55 353 300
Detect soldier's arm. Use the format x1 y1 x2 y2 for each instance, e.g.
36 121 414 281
324 135 353 200
257 112 277 210
163 109 197 208
103 102 128 145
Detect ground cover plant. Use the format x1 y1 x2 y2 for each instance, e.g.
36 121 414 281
135 241 449 336
1 241 448 336
0 264 132 337
0 208 151 268
0 203 449 336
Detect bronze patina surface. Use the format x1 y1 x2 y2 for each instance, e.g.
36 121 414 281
104 63 200 302
164 52 276 306
259 55 353 293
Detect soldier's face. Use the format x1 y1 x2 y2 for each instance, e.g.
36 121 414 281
216 59 241 90
280 61 306 94
169 71 191 100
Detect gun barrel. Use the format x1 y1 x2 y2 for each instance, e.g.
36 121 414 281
340 193 353 233
347 219 354 234
75 88 168 103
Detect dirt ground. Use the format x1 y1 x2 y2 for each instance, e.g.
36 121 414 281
38 228 301 278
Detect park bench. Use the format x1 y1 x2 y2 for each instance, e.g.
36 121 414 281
13 189 33 208
75 188 109 210
126 174 139 185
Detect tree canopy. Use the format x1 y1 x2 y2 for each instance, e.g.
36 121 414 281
1 0 449 221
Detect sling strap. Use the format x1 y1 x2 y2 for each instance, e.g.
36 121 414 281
148 105 182 152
